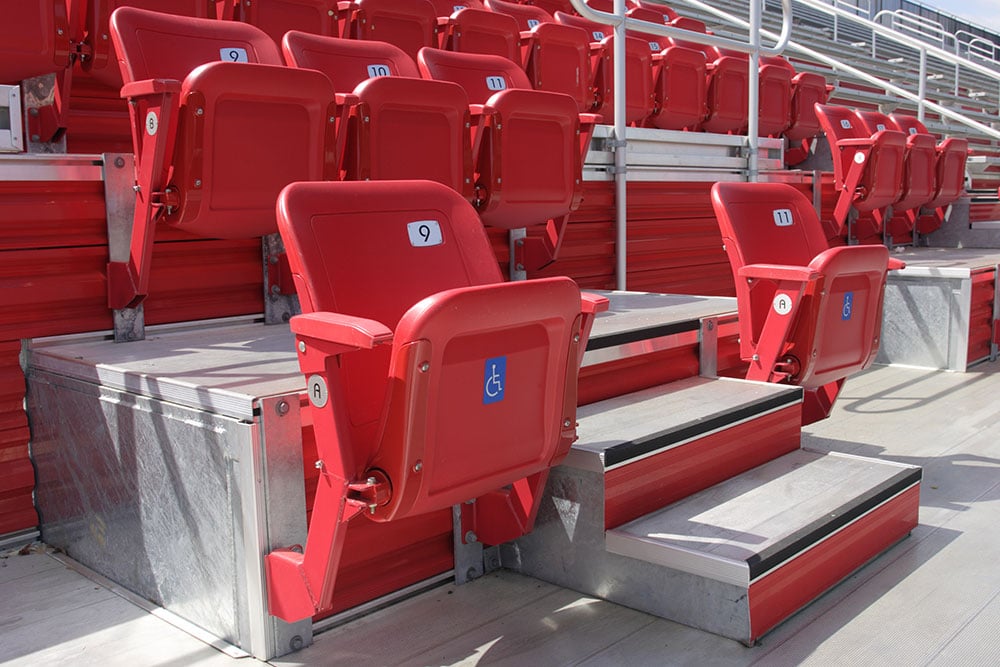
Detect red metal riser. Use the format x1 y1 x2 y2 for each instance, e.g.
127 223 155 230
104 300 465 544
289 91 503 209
604 403 802 529
968 268 996 365
748 484 920 641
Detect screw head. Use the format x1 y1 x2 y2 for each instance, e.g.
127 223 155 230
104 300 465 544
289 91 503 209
114 156 126 168
298 341 306 353
275 400 289 416
419 362 430 372
413 460 423 473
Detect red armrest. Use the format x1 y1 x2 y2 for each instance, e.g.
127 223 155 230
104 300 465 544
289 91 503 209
291 312 393 350
888 257 906 271
119 78 182 99
581 291 610 314
738 263 820 283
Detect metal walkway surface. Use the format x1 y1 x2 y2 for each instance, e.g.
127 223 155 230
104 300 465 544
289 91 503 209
4 361 1000 666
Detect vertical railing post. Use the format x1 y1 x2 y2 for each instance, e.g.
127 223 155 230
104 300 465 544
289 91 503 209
747 0 762 182
918 47 927 123
613 0 628 289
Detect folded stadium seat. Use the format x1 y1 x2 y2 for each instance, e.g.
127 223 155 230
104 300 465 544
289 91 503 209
234 0 345 45
646 43 707 130
439 7 522 63
814 103 907 239
484 0 595 114
282 32 473 199
760 56 828 143
1 1 75 143
428 0 485 12
553 12 655 124
667 16 748 134
74 0 214 90
525 0 576 15
711 181 895 423
106 7 337 309
346 0 440 61
265 178 608 622
854 109 936 242
891 112 970 235
624 6 672 54
418 47 596 269
627 0 678 22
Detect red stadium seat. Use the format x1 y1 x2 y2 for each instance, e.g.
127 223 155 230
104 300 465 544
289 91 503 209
236 0 345 45
283 33 473 198
711 181 892 422
440 7 521 62
428 0 485 14
647 43 707 130
0 1 73 84
346 0 440 61
814 103 907 237
265 179 607 622
668 16 748 134
106 7 337 309
891 113 969 216
553 12 655 123
761 56 828 143
855 110 936 222
1 1 75 143
74 0 213 90
419 47 594 269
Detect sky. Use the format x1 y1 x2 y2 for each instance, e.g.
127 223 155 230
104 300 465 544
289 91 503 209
924 0 1000 34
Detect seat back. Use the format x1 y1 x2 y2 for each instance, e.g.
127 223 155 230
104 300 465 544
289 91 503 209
443 8 521 62
485 0 550 31
712 181 889 388
554 10 611 42
111 7 336 237
79 0 212 88
590 34 655 124
429 0 486 14
282 31 420 89
239 0 343 45
856 110 935 212
927 136 969 209
0 0 73 83
815 103 906 213
624 7 670 53
277 179 584 518
888 113 928 136
419 47 582 228
648 44 707 130
349 0 439 61
784 68 827 141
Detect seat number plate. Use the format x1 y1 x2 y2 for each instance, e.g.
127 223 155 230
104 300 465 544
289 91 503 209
407 220 443 247
221 47 249 63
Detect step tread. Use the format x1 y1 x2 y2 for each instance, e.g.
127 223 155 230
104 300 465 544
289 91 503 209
585 291 736 352
569 377 802 470
606 449 921 586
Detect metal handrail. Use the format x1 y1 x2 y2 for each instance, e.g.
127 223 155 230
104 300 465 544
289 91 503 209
956 31 999 62
568 0 794 290
796 0 1000 82
873 9 948 50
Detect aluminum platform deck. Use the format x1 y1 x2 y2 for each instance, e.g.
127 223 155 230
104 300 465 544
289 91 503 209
6 361 1000 665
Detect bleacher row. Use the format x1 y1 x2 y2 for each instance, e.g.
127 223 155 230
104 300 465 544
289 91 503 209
3 0 833 145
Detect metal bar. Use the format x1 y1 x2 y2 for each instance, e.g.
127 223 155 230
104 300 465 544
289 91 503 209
747 0 761 183
613 0 627 290
797 0 1000 83
918 48 927 123
569 0 793 57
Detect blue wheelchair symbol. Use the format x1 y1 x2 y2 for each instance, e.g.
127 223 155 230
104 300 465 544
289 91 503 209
842 292 854 321
483 356 506 405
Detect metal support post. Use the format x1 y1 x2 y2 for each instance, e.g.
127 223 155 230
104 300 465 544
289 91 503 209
613 0 628 290
747 0 762 183
917 49 927 123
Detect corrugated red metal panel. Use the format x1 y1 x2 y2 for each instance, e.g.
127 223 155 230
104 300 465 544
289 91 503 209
65 68 133 155
0 341 36 534
970 201 1000 223
968 268 995 365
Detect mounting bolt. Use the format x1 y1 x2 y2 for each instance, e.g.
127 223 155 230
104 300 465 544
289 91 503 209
315 460 324 470
290 636 304 652
194 179 202 188
413 460 423 473
195 107 204 116
752 354 760 361
516 263 524 271
298 341 306 353
419 362 430 372
275 400 289 416
706 320 715 331
563 419 572 427
465 530 478 544
114 157 126 168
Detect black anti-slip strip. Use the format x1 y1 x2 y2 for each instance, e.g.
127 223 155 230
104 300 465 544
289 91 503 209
602 388 804 468
586 319 701 351
746 467 923 580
